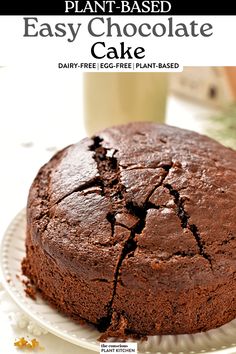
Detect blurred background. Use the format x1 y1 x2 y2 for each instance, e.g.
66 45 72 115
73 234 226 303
1 66 236 235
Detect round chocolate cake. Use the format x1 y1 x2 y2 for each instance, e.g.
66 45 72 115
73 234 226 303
22 123 236 339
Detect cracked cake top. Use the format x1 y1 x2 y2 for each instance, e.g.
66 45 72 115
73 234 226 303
28 122 236 291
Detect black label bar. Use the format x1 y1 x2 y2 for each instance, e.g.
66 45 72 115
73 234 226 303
1 0 236 16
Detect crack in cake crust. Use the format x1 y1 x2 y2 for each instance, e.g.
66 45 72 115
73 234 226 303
52 178 101 206
89 136 130 330
164 183 212 268
89 136 175 333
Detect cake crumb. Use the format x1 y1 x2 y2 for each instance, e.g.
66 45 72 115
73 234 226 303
14 337 42 350
24 285 37 300
23 279 37 300
15 274 37 300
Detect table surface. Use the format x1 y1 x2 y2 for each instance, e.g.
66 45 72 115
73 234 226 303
0 66 219 353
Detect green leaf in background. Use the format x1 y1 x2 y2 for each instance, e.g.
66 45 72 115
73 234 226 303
206 105 236 150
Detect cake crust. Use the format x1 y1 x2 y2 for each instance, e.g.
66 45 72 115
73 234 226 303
22 123 236 338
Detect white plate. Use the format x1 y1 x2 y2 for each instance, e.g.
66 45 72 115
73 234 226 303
1 210 236 354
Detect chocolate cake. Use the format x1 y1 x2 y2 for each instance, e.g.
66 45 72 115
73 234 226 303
22 122 236 338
